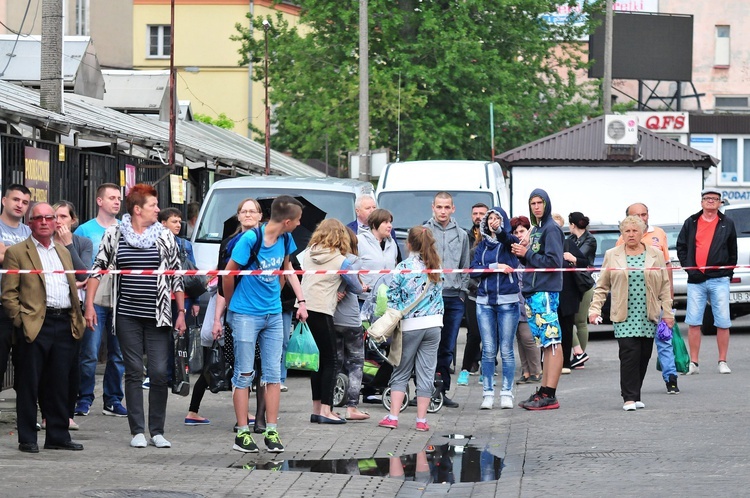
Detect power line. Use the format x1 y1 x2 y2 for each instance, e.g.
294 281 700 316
0 0 33 77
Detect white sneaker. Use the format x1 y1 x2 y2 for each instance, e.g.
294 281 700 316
130 433 147 448
480 395 494 410
718 361 732 374
635 401 645 409
623 402 636 411
280 384 289 392
686 362 700 375
150 434 172 448
561 368 572 375
499 392 514 409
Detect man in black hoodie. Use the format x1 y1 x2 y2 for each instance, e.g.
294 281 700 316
511 189 564 410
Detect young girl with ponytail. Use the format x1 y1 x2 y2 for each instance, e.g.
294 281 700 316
378 227 444 432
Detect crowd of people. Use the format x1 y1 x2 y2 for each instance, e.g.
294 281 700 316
0 180 738 454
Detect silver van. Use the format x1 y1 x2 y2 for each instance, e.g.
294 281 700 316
191 176 374 270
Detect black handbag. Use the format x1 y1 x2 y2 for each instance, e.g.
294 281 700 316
222 323 235 367
172 332 190 396
178 240 208 299
187 316 204 374
574 269 595 293
204 340 233 393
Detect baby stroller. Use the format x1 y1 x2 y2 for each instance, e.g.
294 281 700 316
333 332 444 413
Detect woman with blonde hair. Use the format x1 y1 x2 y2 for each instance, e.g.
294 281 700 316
302 219 363 424
379 226 443 432
589 215 673 411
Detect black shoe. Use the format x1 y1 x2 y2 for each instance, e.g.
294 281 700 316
318 415 346 424
19 442 39 453
253 422 266 434
666 374 680 395
310 414 321 423
443 396 459 408
44 440 84 451
571 352 589 368
408 396 418 407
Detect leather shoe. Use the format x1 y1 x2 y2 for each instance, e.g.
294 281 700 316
19 442 39 453
443 396 460 408
310 414 321 423
44 440 83 451
318 416 346 424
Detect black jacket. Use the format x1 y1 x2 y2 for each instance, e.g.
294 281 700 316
676 210 737 283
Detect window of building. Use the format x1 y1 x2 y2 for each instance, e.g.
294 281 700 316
147 25 171 58
718 137 750 185
715 25 730 67
75 0 89 35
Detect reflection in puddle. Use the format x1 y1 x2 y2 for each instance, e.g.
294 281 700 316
239 443 503 483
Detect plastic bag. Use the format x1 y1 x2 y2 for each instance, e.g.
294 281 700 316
657 324 689 374
172 331 190 396
188 317 204 374
285 322 320 372
204 340 232 393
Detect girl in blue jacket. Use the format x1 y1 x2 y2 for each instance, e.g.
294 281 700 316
470 207 520 410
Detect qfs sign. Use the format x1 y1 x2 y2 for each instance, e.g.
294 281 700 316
628 112 690 134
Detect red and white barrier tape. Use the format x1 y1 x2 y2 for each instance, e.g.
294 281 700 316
0 265 747 276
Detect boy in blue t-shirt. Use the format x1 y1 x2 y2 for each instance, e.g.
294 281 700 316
223 195 307 454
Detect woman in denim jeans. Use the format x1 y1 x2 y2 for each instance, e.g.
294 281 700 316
470 207 520 410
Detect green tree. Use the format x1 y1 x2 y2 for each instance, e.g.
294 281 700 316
233 0 598 163
194 112 235 130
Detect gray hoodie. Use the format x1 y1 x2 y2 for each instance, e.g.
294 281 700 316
424 217 470 298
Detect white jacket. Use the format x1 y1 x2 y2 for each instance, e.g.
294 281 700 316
357 230 398 297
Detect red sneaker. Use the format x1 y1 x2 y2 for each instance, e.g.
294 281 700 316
416 421 430 432
378 417 398 429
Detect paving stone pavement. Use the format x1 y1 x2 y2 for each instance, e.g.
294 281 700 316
1 324 749 497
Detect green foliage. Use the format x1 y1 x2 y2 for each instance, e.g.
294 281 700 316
232 0 599 162
193 112 235 130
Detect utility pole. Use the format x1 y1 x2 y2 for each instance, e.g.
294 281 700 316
263 19 271 175
358 0 369 181
40 0 63 114
168 0 176 170
603 0 613 114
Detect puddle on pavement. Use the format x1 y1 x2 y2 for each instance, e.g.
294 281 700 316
236 435 503 484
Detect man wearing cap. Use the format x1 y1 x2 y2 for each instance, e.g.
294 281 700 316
676 188 737 375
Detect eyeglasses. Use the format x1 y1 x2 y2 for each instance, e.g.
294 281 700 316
702 197 721 202
239 210 259 215
29 214 57 221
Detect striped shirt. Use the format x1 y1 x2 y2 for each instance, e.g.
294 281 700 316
116 235 160 319
32 237 72 309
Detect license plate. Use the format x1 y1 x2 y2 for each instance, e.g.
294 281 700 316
730 292 750 303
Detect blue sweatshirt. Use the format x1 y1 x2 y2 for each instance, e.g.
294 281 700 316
521 189 564 294
470 206 520 305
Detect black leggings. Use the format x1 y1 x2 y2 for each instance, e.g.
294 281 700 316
307 310 340 406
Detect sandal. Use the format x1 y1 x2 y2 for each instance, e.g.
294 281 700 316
345 410 371 421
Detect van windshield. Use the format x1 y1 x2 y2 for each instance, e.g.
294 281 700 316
195 188 356 242
378 191 495 231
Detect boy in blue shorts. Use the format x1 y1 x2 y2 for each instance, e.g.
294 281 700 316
223 196 307 453
511 189 564 410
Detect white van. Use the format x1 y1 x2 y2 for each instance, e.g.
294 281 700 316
375 160 511 231
191 176 374 270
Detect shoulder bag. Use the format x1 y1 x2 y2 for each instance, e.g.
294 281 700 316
367 284 431 343
93 230 119 308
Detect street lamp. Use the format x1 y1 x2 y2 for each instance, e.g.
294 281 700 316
263 19 271 175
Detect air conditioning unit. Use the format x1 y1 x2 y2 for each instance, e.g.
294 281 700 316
604 115 638 145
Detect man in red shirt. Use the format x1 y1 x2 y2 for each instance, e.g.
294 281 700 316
676 188 737 375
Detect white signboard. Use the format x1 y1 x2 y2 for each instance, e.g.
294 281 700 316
541 0 659 27
628 112 689 134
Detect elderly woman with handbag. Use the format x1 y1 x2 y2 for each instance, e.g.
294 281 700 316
589 215 674 411
378 226 443 432
85 184 186 448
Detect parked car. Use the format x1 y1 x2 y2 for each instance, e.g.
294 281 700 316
659 224 688 309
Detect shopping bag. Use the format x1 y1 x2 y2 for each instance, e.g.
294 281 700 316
172 331 190 396
188 317 204 374
285 322 320 372
656 324 689 374
671 324 690 374
204 340 233 393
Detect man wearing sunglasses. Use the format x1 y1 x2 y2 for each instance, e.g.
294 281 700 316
2 203 86 453
676 188 737 376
